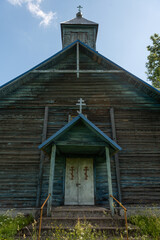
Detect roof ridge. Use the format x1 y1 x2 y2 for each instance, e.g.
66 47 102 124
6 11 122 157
0 39 159 100
61 16 98 25
39 113 122 154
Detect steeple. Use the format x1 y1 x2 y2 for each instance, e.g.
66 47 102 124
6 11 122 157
61 8 98 49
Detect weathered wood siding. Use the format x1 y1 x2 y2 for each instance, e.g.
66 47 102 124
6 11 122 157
62 26 97 49
0 108 44 207
40 156 65 206
0 48 160 207
116 109 160 204
95 156 117 206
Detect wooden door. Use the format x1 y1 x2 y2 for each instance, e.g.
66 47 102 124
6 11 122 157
65 158 94 205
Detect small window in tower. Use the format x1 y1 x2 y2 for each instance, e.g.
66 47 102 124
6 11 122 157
71 32 88 44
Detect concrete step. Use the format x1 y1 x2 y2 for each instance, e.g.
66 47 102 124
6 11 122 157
50 206 111 218
41 216 125 228
21 224 127 237
39 225 127 232
20 206 134 238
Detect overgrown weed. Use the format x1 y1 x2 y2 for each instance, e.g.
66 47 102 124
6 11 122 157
128 207 160 239
45 220 110 240
0 210 33 240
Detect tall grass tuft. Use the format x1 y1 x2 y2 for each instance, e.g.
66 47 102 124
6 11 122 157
49 220 110 240
128 211 160 239
0 211 33 240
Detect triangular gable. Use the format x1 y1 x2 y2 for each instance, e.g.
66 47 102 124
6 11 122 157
1 39 160 100
39 114 122 155
78 41 160 99
0 40 78 97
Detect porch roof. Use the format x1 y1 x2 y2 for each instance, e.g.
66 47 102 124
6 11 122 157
38 114 122 155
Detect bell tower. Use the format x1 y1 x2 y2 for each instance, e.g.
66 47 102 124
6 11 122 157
61 6 98 50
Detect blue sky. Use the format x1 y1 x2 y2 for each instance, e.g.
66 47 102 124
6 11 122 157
0 0 160 87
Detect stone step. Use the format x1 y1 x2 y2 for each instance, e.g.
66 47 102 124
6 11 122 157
21 225 127 237
50 207 111 218
41 216 125 228
20 206 133 238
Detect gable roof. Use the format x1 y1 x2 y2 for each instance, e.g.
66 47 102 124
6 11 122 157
0 40 160 100
38 113 122 155
61 16 98 25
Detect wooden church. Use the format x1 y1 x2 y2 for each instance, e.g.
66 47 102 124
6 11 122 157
0 8 160 215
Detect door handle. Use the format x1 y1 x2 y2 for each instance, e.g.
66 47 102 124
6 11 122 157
76 183 81 187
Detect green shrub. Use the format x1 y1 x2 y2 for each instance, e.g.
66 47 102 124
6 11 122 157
48 220 109 240
128 214 160 239
0 212 33 239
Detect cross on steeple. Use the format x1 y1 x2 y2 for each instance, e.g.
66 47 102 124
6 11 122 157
77 5 83 13
76 98 86 114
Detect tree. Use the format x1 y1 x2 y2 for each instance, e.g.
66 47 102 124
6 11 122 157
146 33 160 89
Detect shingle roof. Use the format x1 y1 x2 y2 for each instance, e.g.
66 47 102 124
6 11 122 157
61 16 98 26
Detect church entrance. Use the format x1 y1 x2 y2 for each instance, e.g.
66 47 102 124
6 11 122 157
64 158 94 205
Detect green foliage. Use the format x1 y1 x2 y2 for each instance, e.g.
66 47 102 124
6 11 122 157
0 212 33 240
49 220 109 240
146 33 160 89
129 214 160 239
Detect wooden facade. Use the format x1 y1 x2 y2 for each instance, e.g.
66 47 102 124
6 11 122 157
0 12 160 210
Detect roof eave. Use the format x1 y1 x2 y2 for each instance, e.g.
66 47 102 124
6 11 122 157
78 41 160 98
0 40 78 96
38 114 122 154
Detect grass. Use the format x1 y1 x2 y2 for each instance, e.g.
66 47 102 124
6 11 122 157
45 220 111 240
0 214 123 240
0 209 160 239
128 212 160 239
0 211 33 240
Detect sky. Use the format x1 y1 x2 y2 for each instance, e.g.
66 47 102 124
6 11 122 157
0 0 160 87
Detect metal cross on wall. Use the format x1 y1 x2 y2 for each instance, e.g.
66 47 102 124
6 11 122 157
84 166 89 180
70 166 75 180
76 98 86 114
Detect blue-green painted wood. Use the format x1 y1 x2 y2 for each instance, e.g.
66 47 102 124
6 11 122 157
39 114 121 155
105 147 114 216
61 12 98 50
41 156 65 206
95 156 118 206
47 145 56 216
0 31 160 209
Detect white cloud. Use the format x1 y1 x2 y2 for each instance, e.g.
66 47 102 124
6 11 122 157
8 0 23 5
7 0 56 27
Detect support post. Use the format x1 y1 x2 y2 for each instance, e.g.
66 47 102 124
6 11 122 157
110 107 122 203
77 42 79 78
47 144 56 216
36 106 49 207
105 147 114 216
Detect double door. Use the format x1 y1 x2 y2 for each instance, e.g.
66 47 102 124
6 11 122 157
65 158 94 205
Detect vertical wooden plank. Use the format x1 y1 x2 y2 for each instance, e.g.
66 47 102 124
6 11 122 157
36 106 49 207
105 147 114 216
78 158 94 205
47 144 56 216
93 158 96 200
77 42 79 78
110 107 122 203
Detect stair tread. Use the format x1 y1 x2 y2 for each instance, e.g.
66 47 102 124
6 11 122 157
39 226 127 230
52 208 109 212
41 217 123 220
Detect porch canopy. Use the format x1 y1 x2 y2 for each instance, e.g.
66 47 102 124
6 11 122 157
39 113 121 156
38 114 121 216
